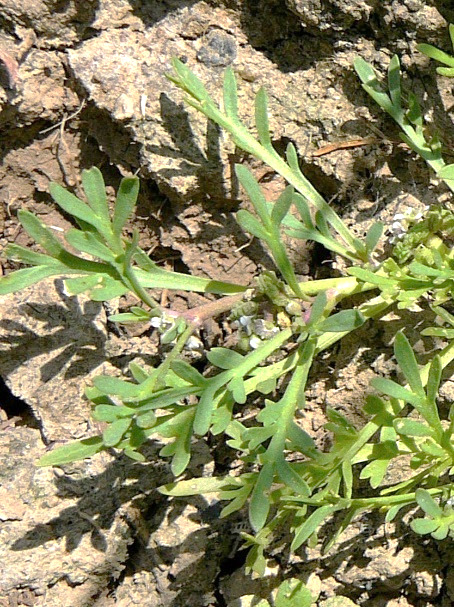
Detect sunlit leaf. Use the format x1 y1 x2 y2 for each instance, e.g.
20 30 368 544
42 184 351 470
365 222 383 254
291 505 336 551
271 186 294 227
255 87 271 148
318 309 365 332
159 476 240 496
102 417 132 447
171 360 207 386
415 489 442 518
65 229 116 262
235 164 271 226
394 419 434 437
274 578 314 607
388 55 402 108
371 377 424 408
18 210 66 257
249 463 274 531
49 182 104 233
206 348 244 369
394 332 425 398
81 167 110 224
0 266 63 295
410 518 439 535
228 376 247 404
112 176 140 236
37 436 104 466
236 209 269 241
223 67 238 120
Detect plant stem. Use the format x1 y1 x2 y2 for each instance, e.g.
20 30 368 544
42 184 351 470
151 323 196 391
285 482 454 510
124 262 163 313
178 293 245 326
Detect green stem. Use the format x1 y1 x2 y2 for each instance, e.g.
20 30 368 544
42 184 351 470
124 261 162 312
211 112 360 254
151 323 196 391
309 338 454 495
286 482 454 510
268 230 306 299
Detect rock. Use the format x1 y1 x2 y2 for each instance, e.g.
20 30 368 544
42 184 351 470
0 425 131 606
319 598 359 607
0 279 107 441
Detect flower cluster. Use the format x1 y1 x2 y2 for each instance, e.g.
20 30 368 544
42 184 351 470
231 314 281 350
150 312 203 352
388 205 429 243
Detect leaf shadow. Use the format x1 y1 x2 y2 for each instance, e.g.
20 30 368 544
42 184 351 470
10 439 236 606
0 279 106 382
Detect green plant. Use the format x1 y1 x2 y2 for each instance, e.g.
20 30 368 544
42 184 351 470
3 26 454 578
251 577 317 607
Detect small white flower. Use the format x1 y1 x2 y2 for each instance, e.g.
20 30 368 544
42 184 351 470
253 319 279 339
150 313 175 331
185 336 204 351
150 316 164 328
239 315 255 335
388 206 429 243
249 336 263 349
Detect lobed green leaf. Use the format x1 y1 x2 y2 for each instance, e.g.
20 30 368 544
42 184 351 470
415 488 443 518
102 417 132 447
